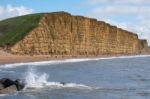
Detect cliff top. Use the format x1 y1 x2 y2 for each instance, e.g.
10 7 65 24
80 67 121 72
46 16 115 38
0 13 43 47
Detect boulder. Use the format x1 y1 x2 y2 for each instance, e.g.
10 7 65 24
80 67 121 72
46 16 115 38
0 78 26 94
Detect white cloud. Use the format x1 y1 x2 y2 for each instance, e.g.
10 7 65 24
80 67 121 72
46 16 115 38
0 5 33 20
91 5 150 15
0 6 3 15
87 0 150 4
86 0 150 45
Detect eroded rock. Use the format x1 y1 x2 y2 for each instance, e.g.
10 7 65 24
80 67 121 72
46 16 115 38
10 12 149 55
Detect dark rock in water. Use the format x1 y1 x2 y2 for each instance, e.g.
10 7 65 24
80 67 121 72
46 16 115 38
60 82 66 85
0 78 26 94
15 79 26 91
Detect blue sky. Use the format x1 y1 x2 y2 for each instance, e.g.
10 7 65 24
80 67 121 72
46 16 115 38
1 0 87 16
0 0 150 45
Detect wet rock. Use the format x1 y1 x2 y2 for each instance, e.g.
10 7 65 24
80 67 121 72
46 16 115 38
0 78 26 94
60 82 66 85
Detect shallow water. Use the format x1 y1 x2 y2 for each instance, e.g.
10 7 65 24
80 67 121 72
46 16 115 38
0 55 150 99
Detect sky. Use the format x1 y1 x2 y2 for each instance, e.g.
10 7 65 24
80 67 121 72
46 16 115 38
0 0 150 45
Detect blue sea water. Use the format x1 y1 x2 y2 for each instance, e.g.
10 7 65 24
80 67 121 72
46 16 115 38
0 55 150 99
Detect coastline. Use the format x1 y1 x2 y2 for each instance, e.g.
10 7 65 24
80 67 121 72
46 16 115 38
0 55 71 65
0 54 109 65
0 53 150 65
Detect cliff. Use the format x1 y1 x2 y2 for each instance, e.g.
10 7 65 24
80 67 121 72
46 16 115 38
0 12 148 55
140 40 150 53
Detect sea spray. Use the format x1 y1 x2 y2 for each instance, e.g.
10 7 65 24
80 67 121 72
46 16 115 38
24 66 92 90
24 66 49 89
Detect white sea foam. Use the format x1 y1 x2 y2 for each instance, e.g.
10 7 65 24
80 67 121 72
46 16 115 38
0 55 150 68
0 94 9 97
24 66 48 89
0 69 15 73
24 67 91 90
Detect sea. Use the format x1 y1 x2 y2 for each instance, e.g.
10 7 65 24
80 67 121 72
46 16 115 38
0 55 150 99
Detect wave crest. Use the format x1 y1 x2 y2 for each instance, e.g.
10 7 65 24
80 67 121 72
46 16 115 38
24 67 91 90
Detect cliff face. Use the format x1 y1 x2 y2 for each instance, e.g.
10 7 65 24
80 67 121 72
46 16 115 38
10 12 148 55
140 40 148 49
140 40 149 53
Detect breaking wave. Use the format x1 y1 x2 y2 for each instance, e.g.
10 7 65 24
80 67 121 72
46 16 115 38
24 67 92 90
0 55 150 68
0 94 9 97
0 69 14 73
23 67 138 92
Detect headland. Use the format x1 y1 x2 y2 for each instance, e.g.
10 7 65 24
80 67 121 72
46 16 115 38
0 12 150 64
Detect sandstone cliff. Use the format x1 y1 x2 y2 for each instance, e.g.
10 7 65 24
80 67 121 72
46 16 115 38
140 40 149 53
9 12 148 55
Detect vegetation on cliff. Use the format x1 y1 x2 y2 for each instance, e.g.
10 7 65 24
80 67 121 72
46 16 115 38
0 13 43 47
0 12 148 55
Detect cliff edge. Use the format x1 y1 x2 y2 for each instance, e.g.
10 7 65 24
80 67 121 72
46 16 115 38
0 12 149 55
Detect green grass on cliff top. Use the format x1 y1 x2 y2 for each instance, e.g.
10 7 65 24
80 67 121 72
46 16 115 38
0 13 43 47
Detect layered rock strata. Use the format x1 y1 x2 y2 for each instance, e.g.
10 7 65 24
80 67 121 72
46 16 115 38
140 40 149 53
10 12 148 55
